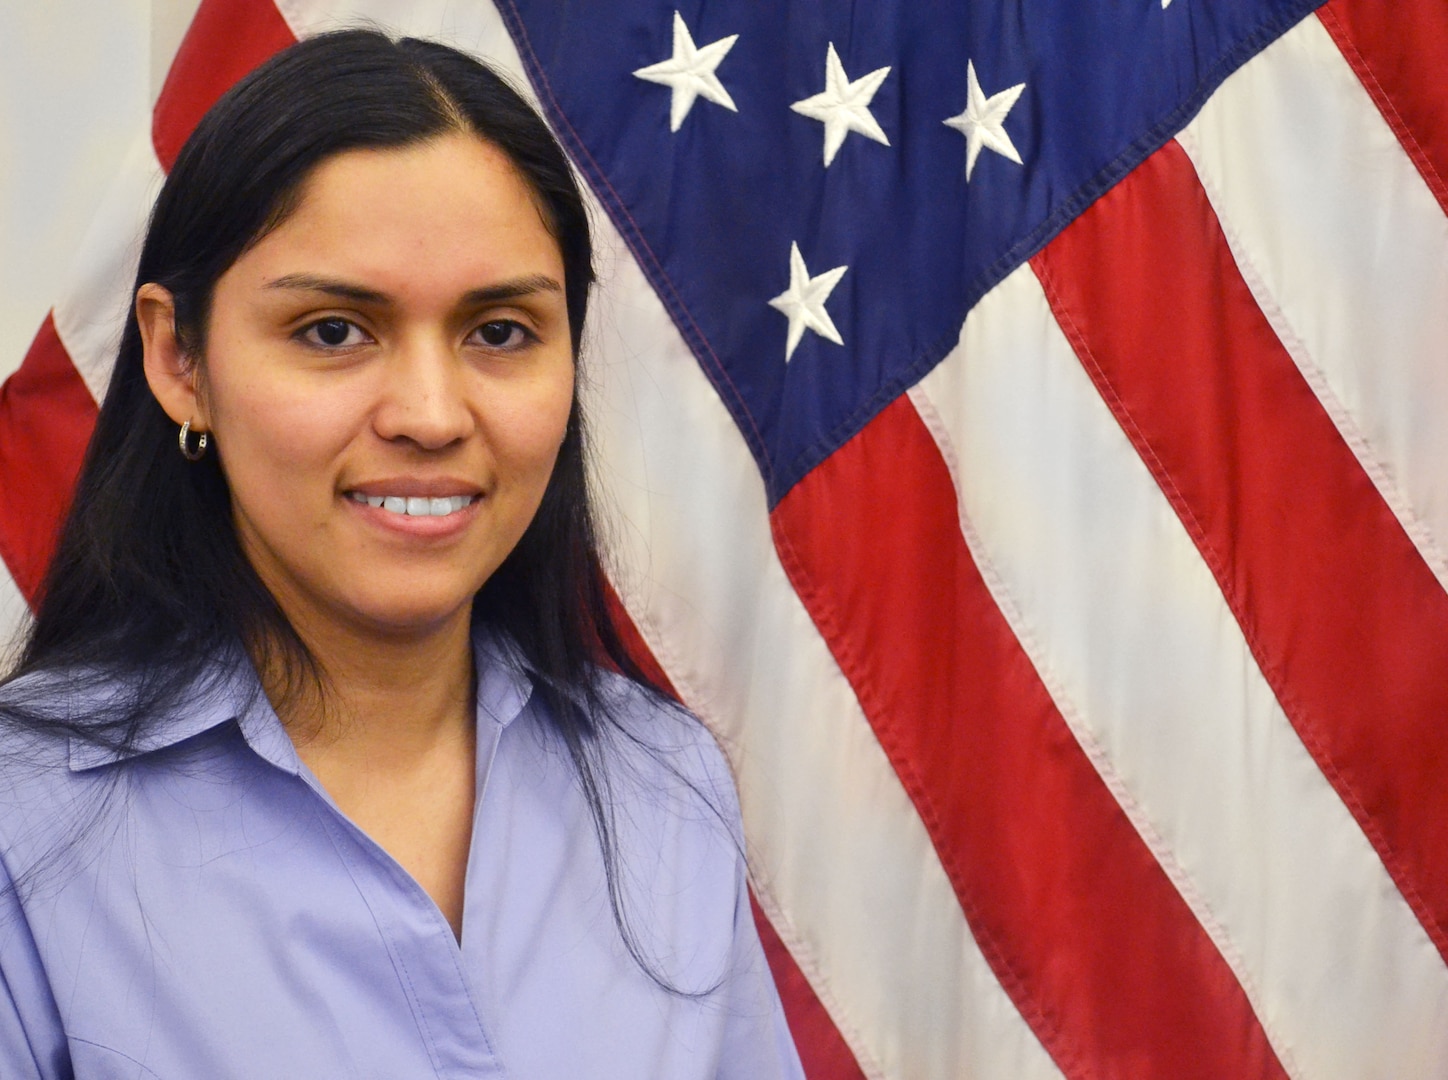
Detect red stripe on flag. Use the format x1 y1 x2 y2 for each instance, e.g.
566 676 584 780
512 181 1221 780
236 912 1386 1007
772 396 1287 1078
603 580 866 1079
0 315 99 607
1032 139 1448 965
1317 0 1448 215
152 0 297 172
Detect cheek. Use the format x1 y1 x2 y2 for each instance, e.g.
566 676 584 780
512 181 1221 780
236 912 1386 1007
208 372 365 485
492 373 577 481
532 384 577 481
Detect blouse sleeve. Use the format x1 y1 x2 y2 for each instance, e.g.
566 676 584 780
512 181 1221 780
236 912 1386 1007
0 856 69 1079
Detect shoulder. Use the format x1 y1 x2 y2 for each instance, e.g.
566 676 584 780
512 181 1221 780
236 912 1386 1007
589 670 743 828
0 666 105 798
594 670 727 769
0 654 252 865
472 631 741 822
0 673 118 901
491 656 745 851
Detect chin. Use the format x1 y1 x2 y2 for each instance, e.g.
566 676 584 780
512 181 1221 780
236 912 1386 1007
341 595 478 641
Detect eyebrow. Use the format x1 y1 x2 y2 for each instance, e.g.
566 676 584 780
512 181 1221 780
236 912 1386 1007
263 272 563 305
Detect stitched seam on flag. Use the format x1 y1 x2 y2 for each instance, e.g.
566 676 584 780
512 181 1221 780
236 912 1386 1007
764 512 1079 1079
1031 249 1286 715
1161 62 1448 965
1031 234 1446 962
491 0 1329 511
1029 258 1215 604
1175 128 1448 597
614 599 888 1080
746 867 885 1080
1315 5 1448 214
768 0 1335 509
490 0 776 494
907 379 1303 1080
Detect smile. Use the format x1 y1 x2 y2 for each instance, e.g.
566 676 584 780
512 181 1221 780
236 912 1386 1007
347 492 478 517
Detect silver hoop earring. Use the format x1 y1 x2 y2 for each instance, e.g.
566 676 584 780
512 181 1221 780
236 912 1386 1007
179 420 208 462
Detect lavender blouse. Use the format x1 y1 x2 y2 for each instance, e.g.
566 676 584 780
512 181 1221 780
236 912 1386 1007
0 638 804 1078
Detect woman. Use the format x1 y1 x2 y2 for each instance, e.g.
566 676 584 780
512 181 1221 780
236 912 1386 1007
0 30 803 1079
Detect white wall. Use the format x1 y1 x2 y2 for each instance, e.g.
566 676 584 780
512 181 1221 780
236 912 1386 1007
0 1 152 382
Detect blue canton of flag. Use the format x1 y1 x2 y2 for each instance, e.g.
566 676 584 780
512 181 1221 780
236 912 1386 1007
498 0 1319 502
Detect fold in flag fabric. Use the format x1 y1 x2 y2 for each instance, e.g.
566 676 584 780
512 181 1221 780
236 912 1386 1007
3 0 1446 1075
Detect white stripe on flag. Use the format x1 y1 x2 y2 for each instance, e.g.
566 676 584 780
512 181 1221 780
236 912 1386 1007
277 0 523 62
912 255 1448 1078
584 219 1066 1080
1178 14 1448 597
51 136 165 406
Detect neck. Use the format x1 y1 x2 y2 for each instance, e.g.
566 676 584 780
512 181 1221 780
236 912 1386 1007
258 606 476 766
254 606 481 940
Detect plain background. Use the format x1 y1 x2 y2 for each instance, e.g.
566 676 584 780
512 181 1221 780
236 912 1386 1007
0 1 202 383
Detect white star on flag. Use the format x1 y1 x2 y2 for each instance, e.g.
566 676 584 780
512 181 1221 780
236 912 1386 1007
790 43 892 167
768 242 848 361
943 60 1026 181
633 10 739 132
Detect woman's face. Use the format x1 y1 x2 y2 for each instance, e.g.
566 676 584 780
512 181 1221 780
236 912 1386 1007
158 133 575 644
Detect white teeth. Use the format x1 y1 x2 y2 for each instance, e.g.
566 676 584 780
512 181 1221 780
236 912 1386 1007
353 493 475 517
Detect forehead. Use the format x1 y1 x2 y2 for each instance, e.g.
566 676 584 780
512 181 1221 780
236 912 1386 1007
230 133 564 294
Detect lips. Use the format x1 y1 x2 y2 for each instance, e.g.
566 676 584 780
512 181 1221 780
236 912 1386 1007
346 492 479 517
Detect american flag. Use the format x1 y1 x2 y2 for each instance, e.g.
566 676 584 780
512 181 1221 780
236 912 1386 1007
2 0 1446 1075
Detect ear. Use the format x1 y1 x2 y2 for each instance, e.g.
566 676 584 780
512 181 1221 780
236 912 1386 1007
137 283 209 430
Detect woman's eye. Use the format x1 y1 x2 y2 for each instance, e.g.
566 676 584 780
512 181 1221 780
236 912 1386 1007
300 318 367 348
471 320 530 349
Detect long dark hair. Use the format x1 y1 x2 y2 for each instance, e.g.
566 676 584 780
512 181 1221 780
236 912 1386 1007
2 30 691 986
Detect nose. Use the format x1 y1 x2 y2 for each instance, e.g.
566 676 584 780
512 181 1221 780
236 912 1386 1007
371 332 475 450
